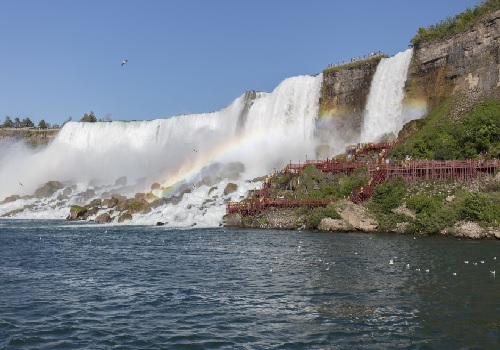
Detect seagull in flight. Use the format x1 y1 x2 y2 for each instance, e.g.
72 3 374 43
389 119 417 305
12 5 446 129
121 59 128 66
19 182 23 187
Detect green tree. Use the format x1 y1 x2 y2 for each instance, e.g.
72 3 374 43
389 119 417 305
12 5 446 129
38 119 48 129
80 111 97 123
3 116 14 128
21 117 34 128
13 117 21 128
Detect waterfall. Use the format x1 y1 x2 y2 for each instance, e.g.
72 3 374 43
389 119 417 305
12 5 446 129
360 48 413 142
0 74 322 225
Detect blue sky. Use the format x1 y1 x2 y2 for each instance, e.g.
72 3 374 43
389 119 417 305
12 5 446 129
0 0 481 125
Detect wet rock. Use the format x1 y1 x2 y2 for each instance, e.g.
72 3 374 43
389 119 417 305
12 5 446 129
78 188 96 201
151 183 161 190
156 221 165 226
95 213 112 223
223 183 238 196
3 195 21 203
1 208 25 217
115 176 128 187
89 198 102 207
318 218 351 231
34 181 64 198
208 186 217 196
118 211 132 223
103 196 119 208
68 205 87 220
135 193 146 200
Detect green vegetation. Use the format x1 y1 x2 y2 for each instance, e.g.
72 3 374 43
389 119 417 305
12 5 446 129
365 178 500 235
323 55 386 75
370 178 406 213
390 97 500 160
80 111 97 123
411 0 500 46
38 119 48 129
305 206 341 230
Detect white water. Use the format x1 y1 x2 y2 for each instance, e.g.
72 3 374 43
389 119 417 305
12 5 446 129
0 74 322 226
360 48 413 142
0 49 418 226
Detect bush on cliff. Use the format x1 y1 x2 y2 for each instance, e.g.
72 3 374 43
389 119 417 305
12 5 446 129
370 178 406 213
391 98 500 160
305 206 341 230
411 0 500 46
461 191 499 222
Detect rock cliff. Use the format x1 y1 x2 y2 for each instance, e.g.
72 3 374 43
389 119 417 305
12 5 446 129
0 128 59 148
406 10 500 111
317 57 382 148
319 10 500 136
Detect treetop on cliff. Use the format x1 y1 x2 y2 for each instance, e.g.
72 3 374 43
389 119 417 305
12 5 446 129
411 0 500 46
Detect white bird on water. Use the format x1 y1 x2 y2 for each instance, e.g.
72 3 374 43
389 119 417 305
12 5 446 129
389 259 394 265
491 271 496 275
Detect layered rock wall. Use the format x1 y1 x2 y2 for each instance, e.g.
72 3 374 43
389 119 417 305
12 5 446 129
317 58 382 152
406 10 500 109
0 128 59 148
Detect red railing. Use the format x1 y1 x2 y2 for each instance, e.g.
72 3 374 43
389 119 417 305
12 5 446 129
227 141 500 214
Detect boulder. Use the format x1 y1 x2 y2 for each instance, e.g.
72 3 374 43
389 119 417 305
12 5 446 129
223 183 238 196
450 221 486 239
391 204 416 219
34 181 64 198
151 183 161 190
68 205 87 220
95 213 112 223
103 196 119 208
78 188 96 201
89 198 102 207
118 211 133 223
318 218 351 231
333 200 379 232
3 195 21 203
115 176 128 187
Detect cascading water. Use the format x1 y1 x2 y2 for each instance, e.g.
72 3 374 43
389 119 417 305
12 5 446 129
360 48 413 143
0 74 322 226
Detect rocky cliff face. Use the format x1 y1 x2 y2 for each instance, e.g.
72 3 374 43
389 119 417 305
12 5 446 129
0 129 59 148
316 57 382 153
319 10 500 138
406 10 500 110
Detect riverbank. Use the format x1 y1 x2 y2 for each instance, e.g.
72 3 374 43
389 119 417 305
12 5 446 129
224 168 500 240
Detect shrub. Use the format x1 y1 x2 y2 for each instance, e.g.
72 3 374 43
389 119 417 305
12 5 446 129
406 195 461 234
371 178 406 213
460 191 496 222
305 206 341 230
411 0 500 46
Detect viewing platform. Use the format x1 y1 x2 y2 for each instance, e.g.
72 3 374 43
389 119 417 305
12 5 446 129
326 51 386 69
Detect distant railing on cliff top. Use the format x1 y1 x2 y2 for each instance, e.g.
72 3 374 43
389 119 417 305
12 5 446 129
326 51 386 69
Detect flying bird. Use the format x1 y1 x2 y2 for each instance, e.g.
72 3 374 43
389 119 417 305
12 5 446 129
121 59 128 66
19 182 23 187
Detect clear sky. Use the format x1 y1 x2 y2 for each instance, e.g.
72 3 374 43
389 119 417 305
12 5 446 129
0 0 481 125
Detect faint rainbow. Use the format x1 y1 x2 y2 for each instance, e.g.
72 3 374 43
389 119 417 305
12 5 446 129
157 128 273 197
